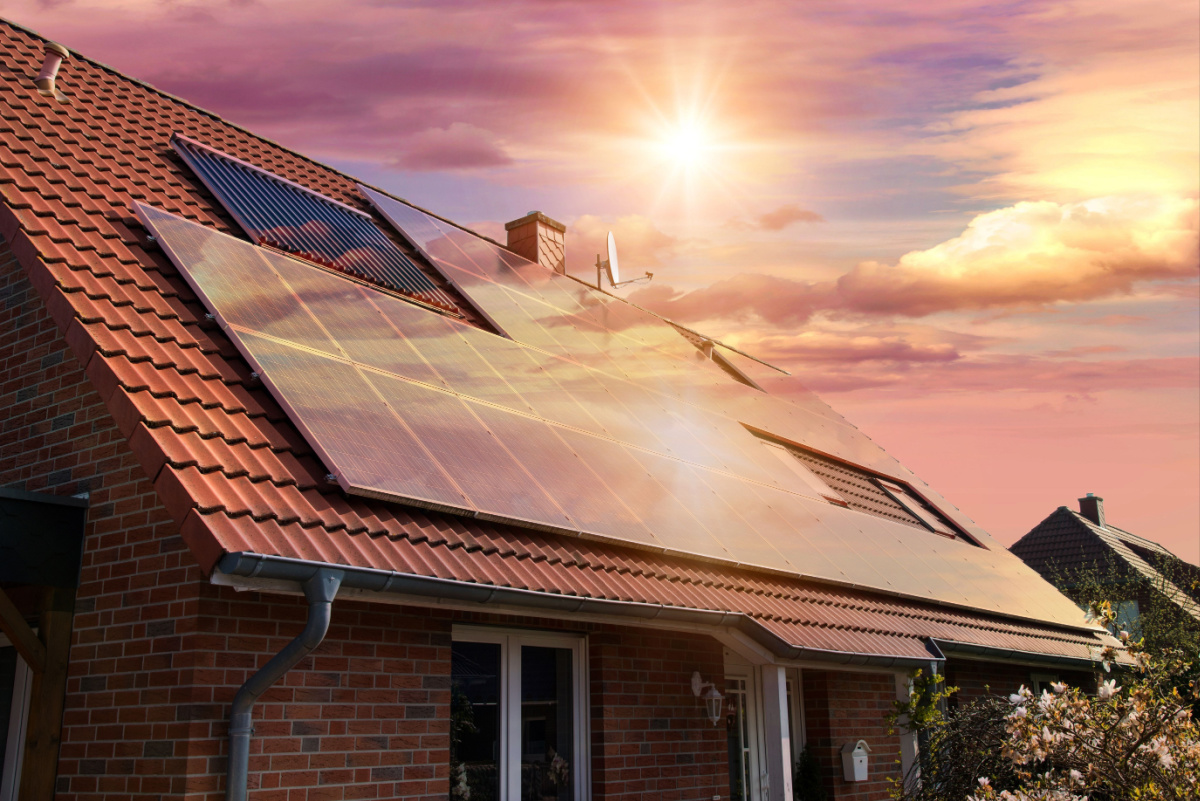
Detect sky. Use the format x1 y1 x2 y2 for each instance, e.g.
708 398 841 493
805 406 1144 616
9 0 1198 562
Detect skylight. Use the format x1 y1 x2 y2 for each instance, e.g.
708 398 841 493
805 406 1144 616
876 480 959 537
171 135 460 314
758 440 848 505
747 428 973 542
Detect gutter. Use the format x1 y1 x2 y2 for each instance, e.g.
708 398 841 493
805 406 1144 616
227 568 343 801
216 552 944 670
929 638 1108 671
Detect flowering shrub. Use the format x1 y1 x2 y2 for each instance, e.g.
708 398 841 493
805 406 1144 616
887 688 1021 801
969 601 1200 801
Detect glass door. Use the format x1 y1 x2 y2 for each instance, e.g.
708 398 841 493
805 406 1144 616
452 629 587 801
725 677 750 801
519 646 574 801
451 641 503 801
724 671 764 801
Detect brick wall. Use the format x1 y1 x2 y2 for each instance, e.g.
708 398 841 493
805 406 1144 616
4 244 457 800
3 240 213 798
204 595 453 801
589 628 728 801
801 670 901 801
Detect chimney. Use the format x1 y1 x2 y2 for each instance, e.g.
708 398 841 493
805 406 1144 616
1078 493 1105 527
505 211 566 274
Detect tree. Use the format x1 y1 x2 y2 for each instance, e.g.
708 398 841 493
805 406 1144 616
888 601 1200 801
1047 553 1200 657
972 601 1199 801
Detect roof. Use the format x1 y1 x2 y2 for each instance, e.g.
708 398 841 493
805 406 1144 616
0 19 1113 665
1011 506 1200 623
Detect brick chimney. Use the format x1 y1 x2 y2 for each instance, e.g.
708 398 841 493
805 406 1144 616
505 211 566 274
1078 493 1105 527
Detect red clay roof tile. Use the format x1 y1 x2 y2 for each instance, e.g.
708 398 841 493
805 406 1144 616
0 19 1114 662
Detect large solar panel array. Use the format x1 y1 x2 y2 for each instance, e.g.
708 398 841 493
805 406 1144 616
172 136 460 314
136 199 1091 628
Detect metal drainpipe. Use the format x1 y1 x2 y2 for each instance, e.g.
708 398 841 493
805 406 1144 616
227 568 344 801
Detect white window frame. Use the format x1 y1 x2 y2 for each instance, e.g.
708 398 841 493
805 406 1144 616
0 637 34 801
452 626 590 801
785 668 806 758
1031 672 1060 696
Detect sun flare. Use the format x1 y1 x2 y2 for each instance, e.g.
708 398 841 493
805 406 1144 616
662 121 713 167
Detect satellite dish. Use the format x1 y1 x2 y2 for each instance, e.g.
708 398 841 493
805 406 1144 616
606 231 620 285
595 231 653 289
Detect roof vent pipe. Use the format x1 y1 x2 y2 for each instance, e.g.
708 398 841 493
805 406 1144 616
226 568 343 801
34 42 70 102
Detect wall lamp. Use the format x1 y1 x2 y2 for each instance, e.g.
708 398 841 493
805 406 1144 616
691 671 724 726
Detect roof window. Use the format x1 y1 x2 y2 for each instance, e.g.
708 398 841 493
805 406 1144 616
171 135 460 314
749 428 972 542
759 439 849 505
875 479 959 538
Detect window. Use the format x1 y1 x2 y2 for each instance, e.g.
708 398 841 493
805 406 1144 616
875 480 958 537
451 628 587 801
746 427 974 542
785 670 806 762
1031 673 1059 696
0 639 33 801
172 134 461 314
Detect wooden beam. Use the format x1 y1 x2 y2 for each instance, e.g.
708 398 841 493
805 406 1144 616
19 587 75 801
0 586 45 673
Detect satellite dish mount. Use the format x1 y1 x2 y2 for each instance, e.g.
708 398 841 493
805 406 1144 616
596 231 653 289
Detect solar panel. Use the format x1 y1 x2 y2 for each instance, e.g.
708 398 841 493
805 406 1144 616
137 200 1092 628
172 135 460 314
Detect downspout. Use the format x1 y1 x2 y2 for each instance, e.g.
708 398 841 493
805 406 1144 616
227 568 343 801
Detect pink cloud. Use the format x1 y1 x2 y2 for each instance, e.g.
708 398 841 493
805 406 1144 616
566 214 680 271
628 274 832 326
748 204 824 231
392 123 512 171
746 332 960 364
837 197 1198 316
776 355 1199 397
631 196 1199 323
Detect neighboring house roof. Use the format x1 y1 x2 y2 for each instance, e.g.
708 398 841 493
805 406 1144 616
0 19 1114 665
1011 502 1200 624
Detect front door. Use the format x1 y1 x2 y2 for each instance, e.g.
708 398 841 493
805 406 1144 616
724 669 763 801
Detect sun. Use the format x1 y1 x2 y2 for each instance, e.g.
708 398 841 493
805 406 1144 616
662 121 713 168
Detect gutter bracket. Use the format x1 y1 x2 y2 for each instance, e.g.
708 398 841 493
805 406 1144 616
226 568 343 801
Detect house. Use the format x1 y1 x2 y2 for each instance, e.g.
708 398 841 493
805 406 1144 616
1011 494 1200 635
0 20 1120 801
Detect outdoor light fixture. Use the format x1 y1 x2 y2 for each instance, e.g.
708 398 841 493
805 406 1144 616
691 671 724 725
